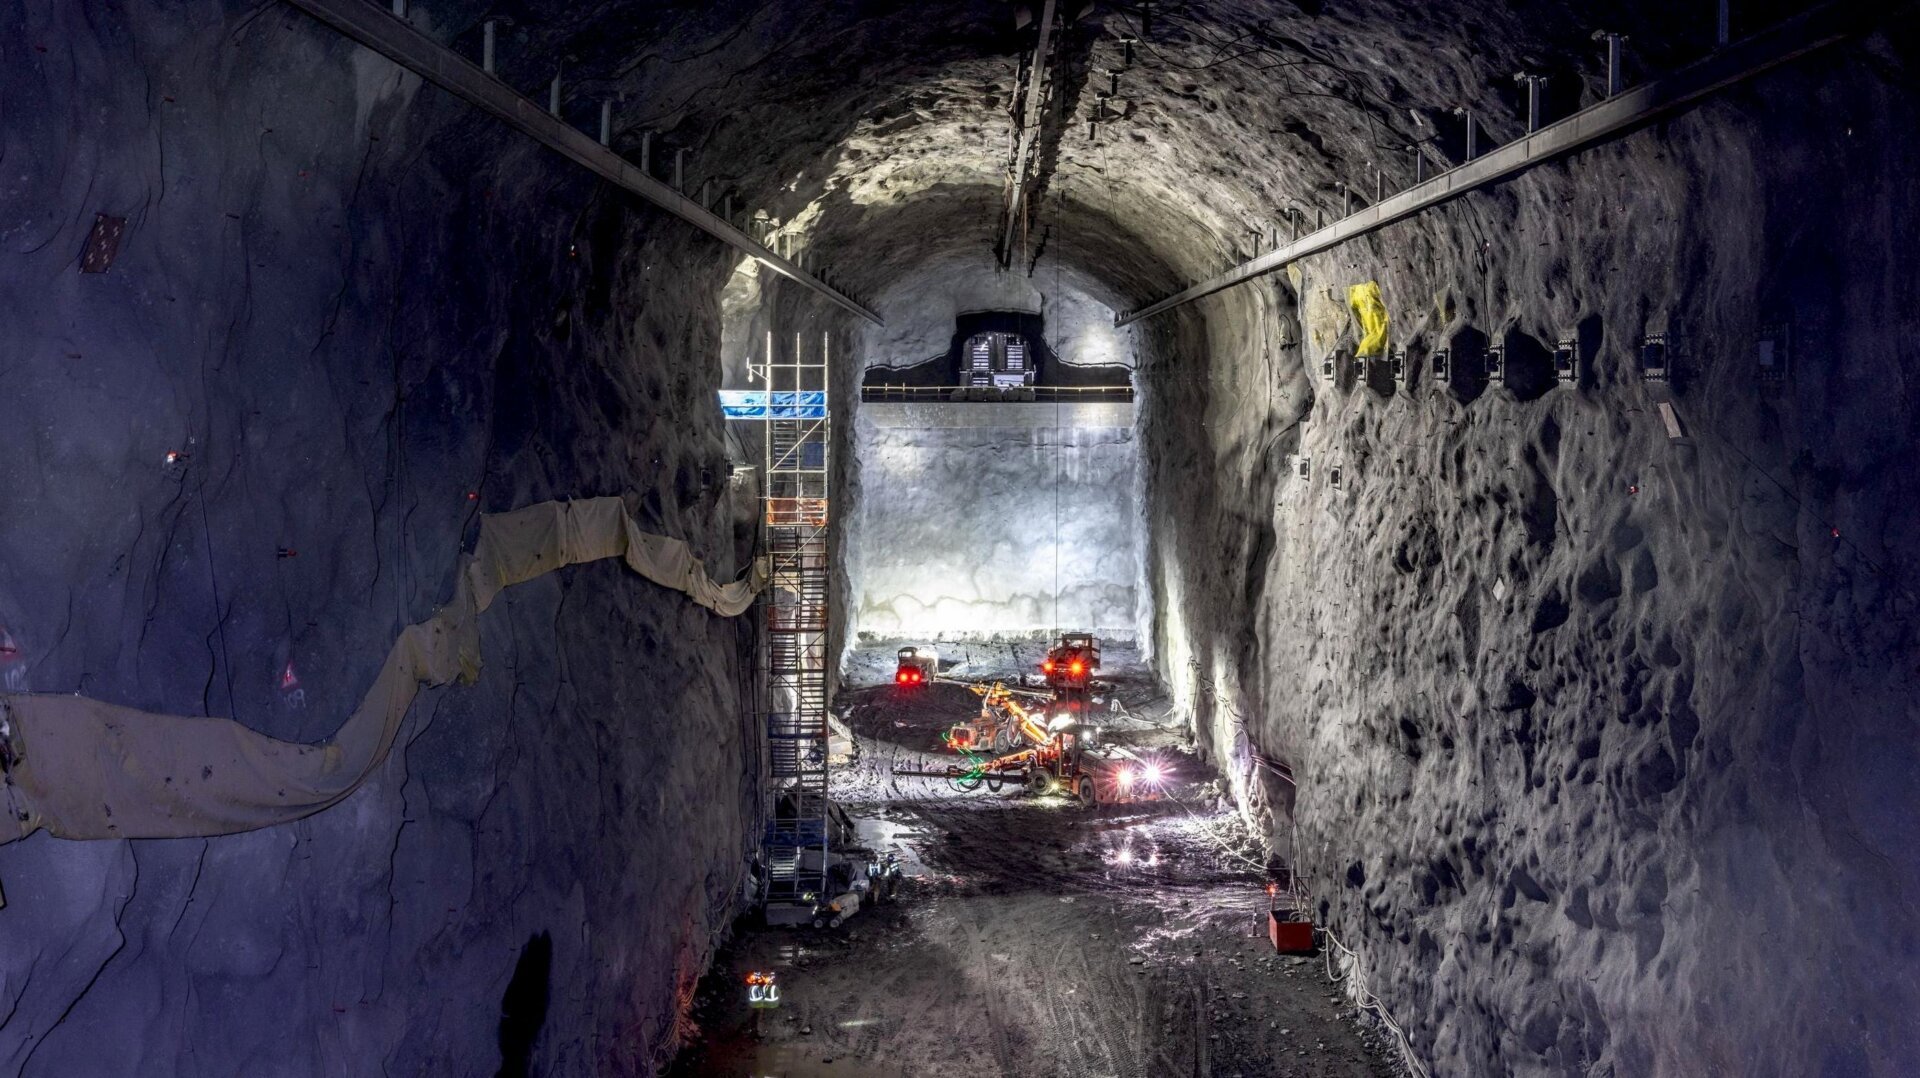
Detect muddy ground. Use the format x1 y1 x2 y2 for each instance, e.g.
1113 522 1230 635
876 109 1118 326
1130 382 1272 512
667 644 1406 1077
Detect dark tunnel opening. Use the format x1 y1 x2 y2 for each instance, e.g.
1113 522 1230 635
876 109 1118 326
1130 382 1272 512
496 932 554 1078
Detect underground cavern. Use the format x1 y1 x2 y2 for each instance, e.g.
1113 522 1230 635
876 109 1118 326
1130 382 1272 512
3 0 1917 1074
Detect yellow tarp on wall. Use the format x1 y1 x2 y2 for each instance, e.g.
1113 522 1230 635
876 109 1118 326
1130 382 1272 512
1347 281 1390 357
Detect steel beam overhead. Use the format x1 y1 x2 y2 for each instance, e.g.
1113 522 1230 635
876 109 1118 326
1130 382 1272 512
282 0 882 325
1115 0 1886 327
999 0 1058 268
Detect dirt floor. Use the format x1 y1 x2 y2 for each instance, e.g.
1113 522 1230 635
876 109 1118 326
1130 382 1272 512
667 643 1406 1077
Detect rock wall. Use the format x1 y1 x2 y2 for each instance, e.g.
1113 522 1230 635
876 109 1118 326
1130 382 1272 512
856 252 1135 370
842 258 1148 649
0 2 761 1073
851 404 1143 642
1141 40 1920 1078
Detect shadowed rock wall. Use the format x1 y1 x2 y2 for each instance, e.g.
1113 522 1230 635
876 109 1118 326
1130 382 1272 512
1141 41 1920 1078
0 2 760 1073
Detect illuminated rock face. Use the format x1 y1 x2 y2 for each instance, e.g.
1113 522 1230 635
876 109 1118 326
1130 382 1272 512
850 404 1144 643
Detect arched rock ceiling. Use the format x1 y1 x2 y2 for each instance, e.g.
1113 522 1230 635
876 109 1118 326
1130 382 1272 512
442 0 1737 308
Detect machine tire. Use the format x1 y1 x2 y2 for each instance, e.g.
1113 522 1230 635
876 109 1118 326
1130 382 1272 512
812 916 827 929
1077 776 1096 807
1026 766 1050 795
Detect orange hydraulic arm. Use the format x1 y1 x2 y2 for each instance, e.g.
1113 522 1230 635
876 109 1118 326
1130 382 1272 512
967 682 1051 746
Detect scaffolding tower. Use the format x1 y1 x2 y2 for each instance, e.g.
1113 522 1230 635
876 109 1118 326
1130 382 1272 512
755 331 832 912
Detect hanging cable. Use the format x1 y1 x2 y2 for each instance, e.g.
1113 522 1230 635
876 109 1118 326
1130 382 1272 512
1321 925 1433 1078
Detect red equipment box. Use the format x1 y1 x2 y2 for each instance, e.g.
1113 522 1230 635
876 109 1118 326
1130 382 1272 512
1269 910 1315 954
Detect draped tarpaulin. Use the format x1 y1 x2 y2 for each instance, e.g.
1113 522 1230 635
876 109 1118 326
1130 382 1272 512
1346 281 1390 357
0 498 767 844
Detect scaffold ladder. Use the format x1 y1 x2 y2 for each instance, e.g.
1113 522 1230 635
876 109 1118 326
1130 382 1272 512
756 331 832 907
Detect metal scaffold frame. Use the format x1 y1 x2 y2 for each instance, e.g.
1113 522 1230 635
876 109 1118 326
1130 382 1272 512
755 330 833 911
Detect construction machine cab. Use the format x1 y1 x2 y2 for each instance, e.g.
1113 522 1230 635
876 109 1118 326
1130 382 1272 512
1041 632 1100 690
895 645 937 686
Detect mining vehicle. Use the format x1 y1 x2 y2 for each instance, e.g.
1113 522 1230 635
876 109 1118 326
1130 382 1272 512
941 681 1052 754
894 644 938 686
904 686 1165 807
1041 632 1100 690
939 722 1163 806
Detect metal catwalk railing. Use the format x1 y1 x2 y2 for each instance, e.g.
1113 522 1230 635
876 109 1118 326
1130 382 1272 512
859 383 1134 404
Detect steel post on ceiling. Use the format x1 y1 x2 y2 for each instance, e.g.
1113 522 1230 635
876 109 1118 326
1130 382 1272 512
1115 0 1891 328
999 0 1058 268
280 0 881 325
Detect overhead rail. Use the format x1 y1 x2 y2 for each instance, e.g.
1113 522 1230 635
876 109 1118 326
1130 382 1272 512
281 0 882 326
860 384 1134 403
1115 0 1887 327
998 0 1059 268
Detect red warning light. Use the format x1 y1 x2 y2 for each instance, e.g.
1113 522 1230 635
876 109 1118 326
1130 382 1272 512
279 661 300 691
1831 527 1841 538
1628 485 1639 495
897 670 909 685
1042 660 1055 673
1068 660 1085 677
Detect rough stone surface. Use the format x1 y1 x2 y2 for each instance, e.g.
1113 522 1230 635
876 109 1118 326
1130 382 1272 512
1 3 766 1073
1141 49 1920 1078
850 406 1144 642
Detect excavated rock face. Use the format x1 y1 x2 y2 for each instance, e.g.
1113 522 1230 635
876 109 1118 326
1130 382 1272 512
1 3 760 1073
1140 44 1920 1078
852 407 1143 641
3 0 1915 1074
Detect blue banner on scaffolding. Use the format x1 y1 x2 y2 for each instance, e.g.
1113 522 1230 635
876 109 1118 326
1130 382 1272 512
718 390 828 420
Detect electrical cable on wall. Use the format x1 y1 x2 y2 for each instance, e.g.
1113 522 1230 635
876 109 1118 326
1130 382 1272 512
1323 925 1433 1078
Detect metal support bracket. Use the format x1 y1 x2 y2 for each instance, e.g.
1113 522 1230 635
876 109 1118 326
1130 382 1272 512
1116 0 1891 327
280 0 880 324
